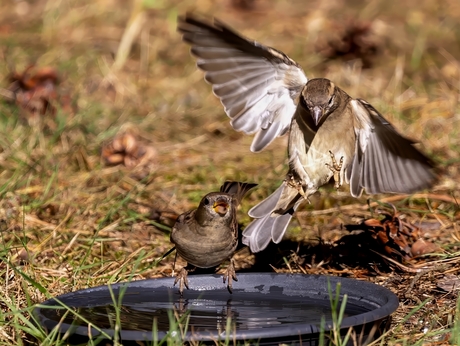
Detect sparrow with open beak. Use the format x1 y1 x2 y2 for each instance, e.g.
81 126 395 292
170 181 257 294
178 14 437 253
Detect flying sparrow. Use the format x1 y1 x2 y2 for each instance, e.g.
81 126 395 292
178 14 437 253
170 181 257 294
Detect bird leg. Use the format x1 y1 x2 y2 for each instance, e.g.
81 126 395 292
173 296 189 316
223 258 238 293
217 300 235 333
325 150 344 189
173 267 191 296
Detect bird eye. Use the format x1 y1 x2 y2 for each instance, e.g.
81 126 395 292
203 197 210 205
328 96 334 106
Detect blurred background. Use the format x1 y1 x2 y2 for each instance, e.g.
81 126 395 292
1 0 459 181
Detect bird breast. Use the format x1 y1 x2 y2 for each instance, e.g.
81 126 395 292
289 102 356 188
172 222 237 268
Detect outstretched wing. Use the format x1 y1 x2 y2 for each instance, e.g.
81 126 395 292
178 14 308 152
347 99 437 197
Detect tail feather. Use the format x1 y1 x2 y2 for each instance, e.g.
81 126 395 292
243 182 300 253
248 184 285 218
220 181 258 204
272 209 296 243
242 216 273 253
242 209 296 253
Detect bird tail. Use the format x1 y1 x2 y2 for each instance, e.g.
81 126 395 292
243 184 298 253
242 207 297 253
220 181 258 204
248 184 285 218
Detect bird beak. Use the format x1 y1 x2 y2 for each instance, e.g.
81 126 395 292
312 106 323 126
213 199 229 216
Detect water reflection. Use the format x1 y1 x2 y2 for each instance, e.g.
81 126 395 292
42 287 359 333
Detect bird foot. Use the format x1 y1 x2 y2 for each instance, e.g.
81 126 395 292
173 267 190 296
173 297 189 316
223 259 238 293
325 150 344 189
285 174 310 201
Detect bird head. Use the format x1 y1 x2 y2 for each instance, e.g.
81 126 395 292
300 78 340 126
195 193 233 225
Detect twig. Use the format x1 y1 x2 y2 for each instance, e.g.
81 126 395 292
369 250 424 273
297 193 459 217
113 0 147 71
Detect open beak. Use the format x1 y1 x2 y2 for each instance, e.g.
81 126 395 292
312 106 323 126
213 199 229 216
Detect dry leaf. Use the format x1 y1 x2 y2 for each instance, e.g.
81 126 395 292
6 65 74 117
344 204 428 261
437 274 460 292
316 20 380 68
101 131 157 179
411 238 440 256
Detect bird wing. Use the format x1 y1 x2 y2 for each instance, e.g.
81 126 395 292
347 99 436 197
178 14 308 152
170 209 195 243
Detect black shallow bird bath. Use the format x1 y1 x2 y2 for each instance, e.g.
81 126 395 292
33 273 398 345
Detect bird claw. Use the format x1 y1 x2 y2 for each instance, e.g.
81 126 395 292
285 174 310 201
223 259 237 293
325 150 344 189
173 267 189 296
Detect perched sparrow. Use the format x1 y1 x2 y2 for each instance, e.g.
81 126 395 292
178 15 437 252
170 181 257 294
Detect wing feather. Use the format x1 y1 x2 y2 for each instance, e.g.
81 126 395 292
349 99 436 195
178 14 308 152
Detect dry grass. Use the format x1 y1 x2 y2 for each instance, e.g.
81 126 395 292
0 0 459 344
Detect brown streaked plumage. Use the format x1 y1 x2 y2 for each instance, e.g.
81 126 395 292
178 14 437 253
170 181 257 294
